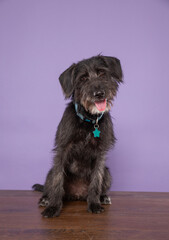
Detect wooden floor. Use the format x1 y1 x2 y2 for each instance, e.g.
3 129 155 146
0 191 169 240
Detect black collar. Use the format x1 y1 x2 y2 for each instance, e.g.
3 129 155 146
74 103 104 124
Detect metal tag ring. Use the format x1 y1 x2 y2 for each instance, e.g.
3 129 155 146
94 124 99 129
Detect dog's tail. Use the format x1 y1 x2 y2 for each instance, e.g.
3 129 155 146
32 184 44 192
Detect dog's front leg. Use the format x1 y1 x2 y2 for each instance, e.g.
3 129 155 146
87 159 105 214
41 156 65 218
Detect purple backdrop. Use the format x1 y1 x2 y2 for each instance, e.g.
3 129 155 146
0 0 169 192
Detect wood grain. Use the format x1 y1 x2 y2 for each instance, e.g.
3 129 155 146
0 191 169 240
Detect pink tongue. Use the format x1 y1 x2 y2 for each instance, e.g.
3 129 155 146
95 99 107 112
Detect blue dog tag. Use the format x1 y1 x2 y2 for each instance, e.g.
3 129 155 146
93 128 101 138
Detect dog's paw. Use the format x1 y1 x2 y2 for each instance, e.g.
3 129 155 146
38 197 49 207
88 203 104 214
41 206 61 218
100 195 112 205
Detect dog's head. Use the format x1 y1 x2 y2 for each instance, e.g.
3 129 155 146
59 55 123 114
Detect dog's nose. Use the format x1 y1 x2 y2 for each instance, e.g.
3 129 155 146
93 90 105 99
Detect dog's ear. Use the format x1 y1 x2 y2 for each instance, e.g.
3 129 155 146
59 64 76 98
102 56 123 84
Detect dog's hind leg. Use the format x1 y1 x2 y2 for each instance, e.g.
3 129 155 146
100 195 112 205
38 195 49 207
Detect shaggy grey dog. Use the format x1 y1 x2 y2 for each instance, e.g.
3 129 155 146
33 55 123 217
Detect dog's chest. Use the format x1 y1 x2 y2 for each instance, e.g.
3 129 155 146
77 127 102 148
66 130 102 176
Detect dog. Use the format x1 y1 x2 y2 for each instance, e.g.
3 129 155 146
32 55 123 217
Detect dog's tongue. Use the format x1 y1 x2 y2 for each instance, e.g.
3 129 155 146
95 99 107 112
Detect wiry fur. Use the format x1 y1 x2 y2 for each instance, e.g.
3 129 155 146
32 55 123 217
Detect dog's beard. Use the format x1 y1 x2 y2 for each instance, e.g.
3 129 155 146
89 104 110 115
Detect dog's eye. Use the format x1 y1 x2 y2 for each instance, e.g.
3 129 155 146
97 70 105 77
80 75 88 81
